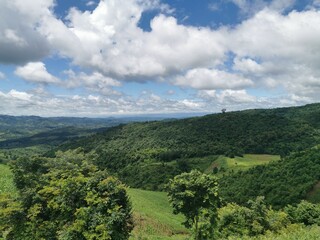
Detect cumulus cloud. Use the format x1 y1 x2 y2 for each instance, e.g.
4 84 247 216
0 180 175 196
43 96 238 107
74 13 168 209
175 68 253 90
36 0 226 81
63 70 121 96
0 89 204 116
228 9 320 98
0 72 6 80
15 62 60 84
199 89 256 104
86 1 96 7
0 0 52 64
231 0 296 16
1 0 320 114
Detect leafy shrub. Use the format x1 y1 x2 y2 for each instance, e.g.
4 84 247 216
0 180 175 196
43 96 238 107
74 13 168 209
218 197 289 238
285 200 320 226
1 149 133 240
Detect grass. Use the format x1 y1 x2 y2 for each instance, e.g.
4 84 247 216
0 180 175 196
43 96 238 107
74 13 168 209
127 188 189 240
0 163 16 196
207 154 280 175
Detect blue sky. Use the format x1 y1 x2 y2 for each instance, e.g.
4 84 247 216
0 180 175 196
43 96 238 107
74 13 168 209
0 0 319 116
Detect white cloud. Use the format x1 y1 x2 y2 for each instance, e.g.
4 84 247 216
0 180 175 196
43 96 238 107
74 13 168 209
199 89 256 104
7 89 33 101
0 89 204 116
216 89 257 104
0 72 5 80
0 87 314 117
63 70 121 96
1 0 320 115
0 0 52 64
231 0 296 16
226 9 320 99
86 1 96 7
208 3 219 12
64 70 120 88
37 0 226 81
175 68 253 90
15 62 60 84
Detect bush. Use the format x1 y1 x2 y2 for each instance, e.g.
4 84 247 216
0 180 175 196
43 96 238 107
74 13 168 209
285 200 320 226
218 197 289 238
1 149 133 240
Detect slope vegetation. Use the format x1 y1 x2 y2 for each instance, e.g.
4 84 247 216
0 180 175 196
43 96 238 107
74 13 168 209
220 146 320 208
55 104 320 190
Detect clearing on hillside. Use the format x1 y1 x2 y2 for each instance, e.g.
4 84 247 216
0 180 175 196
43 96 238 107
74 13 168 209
128 188 189 239
206 154 280 175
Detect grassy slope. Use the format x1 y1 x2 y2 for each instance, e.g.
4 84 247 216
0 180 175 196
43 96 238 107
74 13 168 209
208 154 280 175
128 188 189 240
0 164 16 195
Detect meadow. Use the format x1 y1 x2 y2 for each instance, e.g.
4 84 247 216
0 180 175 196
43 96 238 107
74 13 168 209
210 154 280 175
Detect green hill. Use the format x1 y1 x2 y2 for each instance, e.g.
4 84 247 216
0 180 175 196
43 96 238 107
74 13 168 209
53 103 320 190
220 146 320 208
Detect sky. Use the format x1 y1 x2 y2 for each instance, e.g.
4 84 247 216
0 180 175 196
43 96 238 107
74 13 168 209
0 0 320 117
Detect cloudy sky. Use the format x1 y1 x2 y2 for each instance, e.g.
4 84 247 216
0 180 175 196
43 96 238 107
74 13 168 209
0 0 319 117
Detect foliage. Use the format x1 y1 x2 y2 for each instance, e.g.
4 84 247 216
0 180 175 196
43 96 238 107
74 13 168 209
219 147 320 208
52 104 320 190
0 149 133 240
284 200 320 226
167 170 220 239
218 197 290 238
225 224 320 240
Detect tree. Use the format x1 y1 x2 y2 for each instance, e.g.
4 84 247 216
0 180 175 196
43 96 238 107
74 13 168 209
1 149 133 240
167 170 220 239
285 200 320 226
217 197 289 238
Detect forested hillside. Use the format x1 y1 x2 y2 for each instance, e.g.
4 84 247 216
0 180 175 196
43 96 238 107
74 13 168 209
220 146 320 208
2 103 320 239
54 103 320 190
0 115 168 162
0 114 168 142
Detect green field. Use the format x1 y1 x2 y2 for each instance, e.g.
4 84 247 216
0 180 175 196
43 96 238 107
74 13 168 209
207 154 280 175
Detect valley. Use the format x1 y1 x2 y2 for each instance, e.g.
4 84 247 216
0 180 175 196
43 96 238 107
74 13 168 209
1 103 320 239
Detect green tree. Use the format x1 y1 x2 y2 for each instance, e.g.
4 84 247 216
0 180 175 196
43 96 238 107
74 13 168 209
1 149 133 240
285 200 320 226
167 170 220 239
218 197 289 238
